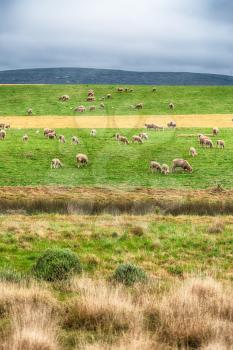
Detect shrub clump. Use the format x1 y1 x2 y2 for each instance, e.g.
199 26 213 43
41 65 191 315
112 263 147 286
33 248 82 281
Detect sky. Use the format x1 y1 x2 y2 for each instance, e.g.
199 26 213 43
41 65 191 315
0 0 232 74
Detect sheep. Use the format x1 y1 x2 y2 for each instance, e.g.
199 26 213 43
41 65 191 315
59 95 70 102
0 129 6 140
116 134 129 145
203 138 213 148
139 132 148 140
90 129 97 137
76 153 88 167
167 121 176 128
89 106 96 111
71 136 79 145
87 96 95 102
117 87 124 92
154 125 164 132
106 94 112 99
161 164 170 175
58 135 66 143
132 135 143 144
22 134 29 142
74 106 86 113
213 127 219 136
51 158 63 169
152 88 157 92
145 123 157 130
100 103 105 109
4 124 10 129
169 102 175 110
44 128 56 137
129 89 134 92
150 161 162 173
27 108 33 116
172 159 193 173
88 89 95 97
0 123 10 129
199 135 209 147
47 132 56 139
189 147 198 157
217 140 225 149
135 103 143 109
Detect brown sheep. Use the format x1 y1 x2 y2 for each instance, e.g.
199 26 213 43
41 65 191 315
167 121 176 128
172 159 193 173
145 123 156 130
47 132 56 139
27 108 33 116
217 140 225 149
89 106 96 111
76 153 88 167
135 103 143 109
116 134 129 145
203 138 213 148
44 128 56 137
71 136 79 145
59 95 70 102
169 102 175 110
213 127 219 136
51 158 63 169
0 129 6 140
74 105 86 113
132 135 143 144
199 135 209 147
22 134 29 142
87 96 95 102
139 132 148 140
189 147 198 157
161 164 170 175
58 135 66 143
150 161 162 173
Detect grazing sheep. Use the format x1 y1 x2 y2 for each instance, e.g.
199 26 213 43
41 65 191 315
58 135 66 143
116 134 129 145
4 124 10 129
152 88 157 92
132 135 143 144
172 159 193 173
154 125 164 132
150 161 162 173
59 95 70 102
51 158 62 169
169 102 175 110
203 138 213 148
161 164 170 175
89 106 96 111
0 129 6 140
44 128 56 137
27 108 33 116
213 127 219 136
71 136 79 145
145 123 157 130
167 121 176 128
22 134 29 142
88 89 95 97
135 103 143 109
0 123 10 129
199 135 209 147
139 132 148 140
129 89 134 92
87 96 95 102
106 94 112 99
76 153 88 167
47 132 56 139
217 140 225 149
90 129 97 137
189 147 198 157
74 105 86 113
100 103 105 109
117 87 124 92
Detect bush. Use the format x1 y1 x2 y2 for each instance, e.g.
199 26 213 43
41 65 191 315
33 248 82 281
112 263 147 286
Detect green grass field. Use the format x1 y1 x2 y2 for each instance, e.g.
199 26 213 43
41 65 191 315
0 127 232 188
0 85 233 116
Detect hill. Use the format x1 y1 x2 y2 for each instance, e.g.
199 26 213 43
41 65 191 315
0 67 233 85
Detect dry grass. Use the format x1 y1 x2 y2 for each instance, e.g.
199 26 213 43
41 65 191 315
63 277 141 332
207 218 225 233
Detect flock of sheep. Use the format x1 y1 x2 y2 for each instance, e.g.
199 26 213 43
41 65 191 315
0 88 225 176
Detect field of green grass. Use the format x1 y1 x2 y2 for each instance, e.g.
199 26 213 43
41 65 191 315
0 214 232 279
0 85 233 116
0 127 232 188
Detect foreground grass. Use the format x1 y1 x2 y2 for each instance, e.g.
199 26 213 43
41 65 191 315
0 85 233 116
0 214 232 279
0 127 232 188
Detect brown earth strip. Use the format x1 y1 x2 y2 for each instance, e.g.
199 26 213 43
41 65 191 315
1 114 233 128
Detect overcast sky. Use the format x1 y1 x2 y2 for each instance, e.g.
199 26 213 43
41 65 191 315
0 0 232 74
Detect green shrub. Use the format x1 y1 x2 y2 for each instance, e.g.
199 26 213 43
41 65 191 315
112 263 147 286
33 248 82 281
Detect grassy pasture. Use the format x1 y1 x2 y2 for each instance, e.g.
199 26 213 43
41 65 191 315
0 85 233 116
0 127 232 188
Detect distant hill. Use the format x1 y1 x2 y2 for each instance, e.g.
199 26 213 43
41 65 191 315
0 68 233 85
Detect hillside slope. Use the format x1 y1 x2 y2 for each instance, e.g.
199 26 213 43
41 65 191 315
0 68 233 85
